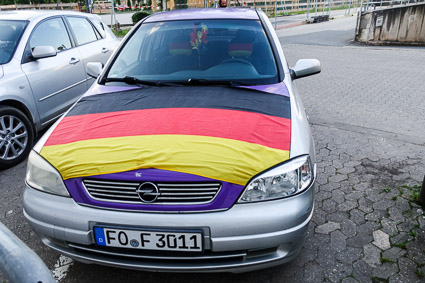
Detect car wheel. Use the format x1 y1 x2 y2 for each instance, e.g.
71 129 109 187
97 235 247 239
0 106 34 169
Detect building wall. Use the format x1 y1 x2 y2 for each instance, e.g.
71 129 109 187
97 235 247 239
355 3 425 44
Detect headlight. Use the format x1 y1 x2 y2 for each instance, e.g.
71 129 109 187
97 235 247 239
238 155 313 203
26 150 70 197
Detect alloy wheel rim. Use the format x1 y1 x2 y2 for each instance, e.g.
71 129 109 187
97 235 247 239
0 115 28 161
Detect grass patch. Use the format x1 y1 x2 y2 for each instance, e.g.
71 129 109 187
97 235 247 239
393 241 407 249
401 184 421 190
412 191 420 202
409 230 417 238
279 9 316 16
371 276 388 283
112 29 130 38
402 210 412 217
401 183 424 207
383 187 392 193
380 257 395 264
415 268 424 279
392 195 398 201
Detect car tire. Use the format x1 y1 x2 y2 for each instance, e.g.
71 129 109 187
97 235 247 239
0 106 34 169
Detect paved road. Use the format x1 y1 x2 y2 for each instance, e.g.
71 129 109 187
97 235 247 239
1 14 425 283
278 16 425 141
277 15 357 46
273 8 358 27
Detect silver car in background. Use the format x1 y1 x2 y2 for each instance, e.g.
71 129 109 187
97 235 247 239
0 10 119 168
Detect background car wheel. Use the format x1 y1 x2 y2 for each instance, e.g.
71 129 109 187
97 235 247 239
0 106 34 169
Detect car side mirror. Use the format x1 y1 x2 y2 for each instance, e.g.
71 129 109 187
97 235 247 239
31 46 57 60
290 59 321 80
87 62 103 79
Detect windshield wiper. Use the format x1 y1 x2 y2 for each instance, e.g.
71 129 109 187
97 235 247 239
104 76 180 87
104 77 253 87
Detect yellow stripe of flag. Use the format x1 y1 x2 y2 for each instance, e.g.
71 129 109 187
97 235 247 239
41 135 290 185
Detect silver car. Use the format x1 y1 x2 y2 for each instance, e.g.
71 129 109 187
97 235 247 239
23 8 320 273
0 10 119 168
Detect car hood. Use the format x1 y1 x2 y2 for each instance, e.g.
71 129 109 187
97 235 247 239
40 86 291 186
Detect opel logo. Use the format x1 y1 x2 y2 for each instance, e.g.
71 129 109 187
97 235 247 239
136 182 160 203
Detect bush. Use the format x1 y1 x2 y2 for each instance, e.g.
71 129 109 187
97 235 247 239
132 11 151 24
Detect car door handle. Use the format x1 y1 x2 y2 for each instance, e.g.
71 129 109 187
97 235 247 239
69 58 80 65
101 47 109 54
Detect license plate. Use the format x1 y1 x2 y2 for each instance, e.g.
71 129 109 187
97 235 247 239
94 227 203 252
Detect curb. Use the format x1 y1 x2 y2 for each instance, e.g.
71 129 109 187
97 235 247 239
330 13 357 20
107 23 133 28
275 21 306 30
330 14 347 20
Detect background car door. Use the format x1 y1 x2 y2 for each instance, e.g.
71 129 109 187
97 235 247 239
21 17 86 125
65 16 114 89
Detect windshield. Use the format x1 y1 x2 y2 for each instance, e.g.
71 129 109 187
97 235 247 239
106 19 278 85
0 20 28 64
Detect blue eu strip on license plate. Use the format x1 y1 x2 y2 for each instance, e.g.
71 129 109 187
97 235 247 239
94 227 203 252
94 227 107 246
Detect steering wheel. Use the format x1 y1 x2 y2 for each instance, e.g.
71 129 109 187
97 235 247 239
220 58 255 67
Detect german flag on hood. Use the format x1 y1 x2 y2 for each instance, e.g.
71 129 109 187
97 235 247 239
40 86 291 186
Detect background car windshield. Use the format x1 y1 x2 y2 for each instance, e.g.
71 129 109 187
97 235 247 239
0 20 27 64
107 19 278 85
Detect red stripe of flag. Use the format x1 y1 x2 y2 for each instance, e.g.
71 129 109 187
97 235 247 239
45 108 291 150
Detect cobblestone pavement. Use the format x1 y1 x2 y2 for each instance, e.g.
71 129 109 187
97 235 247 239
293 125 425 283
279 42 425 282
1 18 425 283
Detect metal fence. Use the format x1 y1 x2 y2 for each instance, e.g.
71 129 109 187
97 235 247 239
0 0 363 15
359 0 425 12
181 0 360 15
0 3 79 11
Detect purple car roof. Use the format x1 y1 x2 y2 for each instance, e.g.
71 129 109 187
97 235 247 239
144 8 259 23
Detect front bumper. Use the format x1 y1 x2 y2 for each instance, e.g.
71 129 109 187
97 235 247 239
23 183 314 273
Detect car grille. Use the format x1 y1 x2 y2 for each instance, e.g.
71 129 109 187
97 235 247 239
82 179 222 205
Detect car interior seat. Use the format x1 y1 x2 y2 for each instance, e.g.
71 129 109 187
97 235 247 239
155 35 198 74
228 29 255 59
